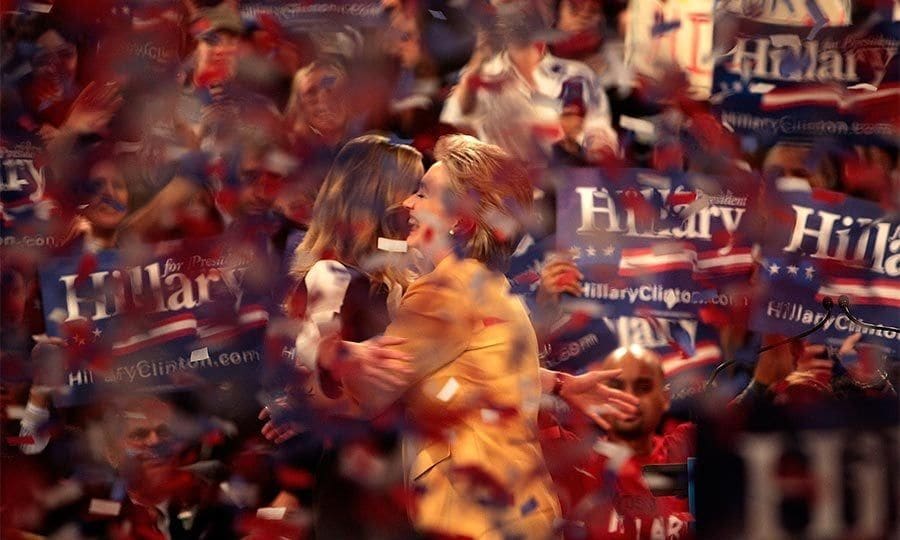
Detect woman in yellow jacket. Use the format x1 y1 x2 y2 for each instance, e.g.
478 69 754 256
316 135 563 539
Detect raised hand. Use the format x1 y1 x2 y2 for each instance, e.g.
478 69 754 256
62 81 124 136
557 369 640 430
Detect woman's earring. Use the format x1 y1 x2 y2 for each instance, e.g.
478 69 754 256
448 228 455 236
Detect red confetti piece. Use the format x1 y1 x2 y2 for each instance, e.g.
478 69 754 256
75 253 98 286
276 466 315 490
6 436 35 446
810 188 847 205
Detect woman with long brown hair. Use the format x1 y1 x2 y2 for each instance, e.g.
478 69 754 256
263 134 423 539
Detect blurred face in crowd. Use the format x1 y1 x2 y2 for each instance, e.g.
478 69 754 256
762 144 837 190
600 347 669 441
195 30 239 85
239 150 285 216
507 41 545 73
297 65 348 138
402 162 456 254
33 29 78 86
107 398 178 503
83 160 129 233
557 0 603 33
386 11 423 69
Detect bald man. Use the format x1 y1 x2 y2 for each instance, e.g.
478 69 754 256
598 346 683 456
573 346 695 539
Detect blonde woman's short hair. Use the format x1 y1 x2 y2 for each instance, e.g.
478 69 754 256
434 134 533 271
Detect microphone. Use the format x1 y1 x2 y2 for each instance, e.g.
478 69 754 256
706 297 835 388
757 296 835 354
838 295 900 333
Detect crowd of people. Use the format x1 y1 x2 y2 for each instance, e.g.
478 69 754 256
1 0 898 538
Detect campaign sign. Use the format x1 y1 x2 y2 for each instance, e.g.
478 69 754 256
38 238 269 406
750 181 900 355
1 139 59 249
712 17 900 147
556 168 754 319
625 0 715 98
696 400 899 539
542 312 722 413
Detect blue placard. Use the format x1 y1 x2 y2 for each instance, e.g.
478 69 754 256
551 168 755 407
555 168 755 318
750 182 900 354
38 237 270 405
712 16 900 147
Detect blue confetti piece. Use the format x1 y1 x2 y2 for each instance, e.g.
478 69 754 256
775 0 796 14
805 0 828 40
740 136 759 154
520 496 538 515
652 19 682 37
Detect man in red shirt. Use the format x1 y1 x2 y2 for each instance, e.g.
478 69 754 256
559 346 695 539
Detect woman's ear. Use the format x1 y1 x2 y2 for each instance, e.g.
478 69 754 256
452 216 477 238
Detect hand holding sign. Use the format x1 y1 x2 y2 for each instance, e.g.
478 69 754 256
537 255 583 307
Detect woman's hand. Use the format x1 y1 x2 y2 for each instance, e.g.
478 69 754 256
259 395 303 444
326 336 414 395
556 369 639 430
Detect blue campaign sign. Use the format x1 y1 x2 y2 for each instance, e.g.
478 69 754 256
711 16 900 147
38 237 270 405
750 181 900 355
542 312 722 412
552 168 753 408
556 168 755 318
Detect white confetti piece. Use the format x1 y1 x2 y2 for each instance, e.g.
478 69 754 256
428 9 446 19
748 82 776 94
480 409 500 423
190 347 210 363
88 499 121 516
257 507 287 520
593 440 633 472
436 377 459 402
377 237 408 253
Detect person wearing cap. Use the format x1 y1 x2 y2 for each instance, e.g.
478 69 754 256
188 2 243 89
550 78 590 166
440 1 617 164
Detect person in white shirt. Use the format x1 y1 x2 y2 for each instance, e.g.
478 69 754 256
440 2 617 164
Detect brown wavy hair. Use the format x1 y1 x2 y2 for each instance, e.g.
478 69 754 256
291 134 423 288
